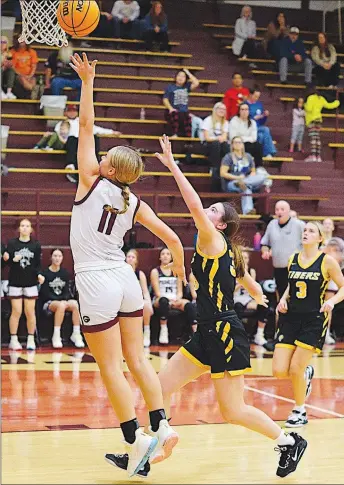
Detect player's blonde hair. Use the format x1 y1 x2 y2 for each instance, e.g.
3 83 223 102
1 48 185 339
105 146 144 215
308 221 325 247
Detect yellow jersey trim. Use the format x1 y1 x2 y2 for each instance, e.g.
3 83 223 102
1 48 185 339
297 251 323 270
275 343 296 350
294 340 321 354
180 346 210 370
196 232 228 260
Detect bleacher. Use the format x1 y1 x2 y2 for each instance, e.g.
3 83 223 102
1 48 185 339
2 4 344 258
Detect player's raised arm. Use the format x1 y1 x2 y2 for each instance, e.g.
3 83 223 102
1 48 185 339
155 135 217 246
69 53 99 187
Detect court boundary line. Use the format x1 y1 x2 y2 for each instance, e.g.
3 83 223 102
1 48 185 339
244 385 344 418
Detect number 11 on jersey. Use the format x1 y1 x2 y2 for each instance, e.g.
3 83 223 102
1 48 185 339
98 207 117 235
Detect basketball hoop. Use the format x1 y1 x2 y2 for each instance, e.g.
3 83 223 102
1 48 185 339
19 0 68 47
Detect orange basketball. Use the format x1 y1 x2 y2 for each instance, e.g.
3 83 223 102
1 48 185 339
57 0 100 38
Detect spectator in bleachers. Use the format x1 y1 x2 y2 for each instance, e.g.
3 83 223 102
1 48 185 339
44 43 82 100
279 27 313 85
220 136 267 214
142 1 169 52
232 5 258 63
229 103 263 167
304 86 340 163
54 104 121 183
289 96 305 153
163 68 199 138
323 237 344 344
311 32 340 88
322 218 335 247
290 209 299 219
264 12 289 62
150 248 196 345
9 37 38 99
234 250 269 345
201 101 230 189
261 200 305 301
1 35 16 100
3 219 45 351
33 121 70 151
223 72 250 120
40 248 84 349
247 85 276 158
111 0 140 39
125 249 153 347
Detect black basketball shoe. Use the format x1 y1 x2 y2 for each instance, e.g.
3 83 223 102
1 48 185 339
275 433 308 478
105 453 150 478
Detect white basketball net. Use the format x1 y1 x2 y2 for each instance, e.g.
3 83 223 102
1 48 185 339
19 0 68 47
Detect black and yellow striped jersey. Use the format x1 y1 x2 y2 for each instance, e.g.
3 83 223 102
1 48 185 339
191 232 237 323
288 252 329 313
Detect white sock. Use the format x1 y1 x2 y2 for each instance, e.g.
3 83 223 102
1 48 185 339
72 325 80 335
256 327 264 336
27 334 35 343
294 404 306 414
276 430 295 447
53 327 61 338
10 334 19 342
144 326 150 333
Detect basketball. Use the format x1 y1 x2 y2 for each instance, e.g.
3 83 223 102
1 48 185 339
57 0 100 38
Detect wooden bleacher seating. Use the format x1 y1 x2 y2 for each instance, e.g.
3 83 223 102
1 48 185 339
37 57 205 73
265 83 341 93
31 44 192 61
240 57 344 69
212 32 327 47
328 143 344 166
252 69 343 81
73 35 180 47
224 45 344 58
202 23 331 37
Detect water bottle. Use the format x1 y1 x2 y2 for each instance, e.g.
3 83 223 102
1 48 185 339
253 231 262 251
140 107 146 120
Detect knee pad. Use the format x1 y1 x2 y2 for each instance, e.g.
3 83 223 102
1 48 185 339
158 297 170 320
184 301 197 325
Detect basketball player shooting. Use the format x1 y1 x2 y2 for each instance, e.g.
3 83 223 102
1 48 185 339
68 53 183 477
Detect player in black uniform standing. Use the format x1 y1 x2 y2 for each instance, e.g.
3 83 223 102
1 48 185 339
107 135 308 479
273 222 344 427
3 219 44 351
40 248 85 349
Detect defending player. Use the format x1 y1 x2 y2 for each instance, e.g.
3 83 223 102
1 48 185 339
69 54 183 477
273 222 344 427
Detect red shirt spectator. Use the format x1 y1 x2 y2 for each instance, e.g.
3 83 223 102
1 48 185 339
223 72 250 120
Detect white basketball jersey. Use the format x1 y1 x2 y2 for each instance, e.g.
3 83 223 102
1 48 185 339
70 177 139 273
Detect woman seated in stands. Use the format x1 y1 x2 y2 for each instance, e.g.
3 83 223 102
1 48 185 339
220 136 268 215
163 69 199 138
125 249 153 348
4 218 44 351
9 37 38 99
150 248 197 345
229 102 263 167
232 5 258 61
34 121 70 151
247 85 277 158
311 32 340 88
142 1 169 52
201 102 230 191
234 250 269 345
1 35 16 100
40 248 84 349
264 12 289 62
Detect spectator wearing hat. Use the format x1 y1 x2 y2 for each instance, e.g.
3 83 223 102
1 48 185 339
44 43 82 100
279 27 313 85
54 105 121 183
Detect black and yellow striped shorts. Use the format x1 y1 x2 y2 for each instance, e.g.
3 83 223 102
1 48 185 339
181 310 252 379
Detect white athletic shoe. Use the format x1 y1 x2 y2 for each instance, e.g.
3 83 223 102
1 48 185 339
70 332 85 348
6 91 17 100
2 91 7 100
143 327 151 347
159 324 169 345
148 419 179 465
325 331 335 345
125 429 158 477
254 333 267 346
52 335 63 349
285 410 308 428
8 337 22 351
26 335 36 351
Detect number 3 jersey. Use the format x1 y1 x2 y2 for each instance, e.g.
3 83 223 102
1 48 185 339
287 252 329 313
70 176 140 274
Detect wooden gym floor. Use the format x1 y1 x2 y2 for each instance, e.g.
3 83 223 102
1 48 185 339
2 343 344 484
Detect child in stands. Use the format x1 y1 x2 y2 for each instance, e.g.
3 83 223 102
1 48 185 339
34 121 70 151
289 97 305 153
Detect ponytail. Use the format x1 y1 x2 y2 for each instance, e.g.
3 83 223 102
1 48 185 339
231 241 245 279
104 184 131 215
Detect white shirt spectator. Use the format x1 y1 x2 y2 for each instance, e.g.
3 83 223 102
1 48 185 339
200 116 229 142
111 0 140 21
54 118 115 138
232 17 256 56
229 116 257 143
